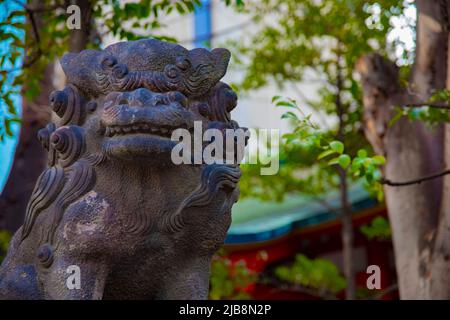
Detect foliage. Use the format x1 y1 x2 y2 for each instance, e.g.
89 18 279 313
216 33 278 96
231 0 413 90
390 89 450 126
0 230 11 263
360 216 391 241
0 2 23 142
274 254 346 295
209 251 257 300
234 0 413 204
241 97 386 202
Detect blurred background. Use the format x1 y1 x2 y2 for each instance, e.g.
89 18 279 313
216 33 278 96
1 0 449 300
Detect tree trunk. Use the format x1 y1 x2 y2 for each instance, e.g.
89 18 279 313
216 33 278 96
339 168 355 300
357 0 450 299
0 0 94 233
0 64 54 232
335 46 356 299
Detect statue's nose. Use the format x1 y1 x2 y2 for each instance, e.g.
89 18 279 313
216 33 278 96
116 88 166 107
132 88 154 105
116 92 133 105
114 89 149 107
107 88 188 108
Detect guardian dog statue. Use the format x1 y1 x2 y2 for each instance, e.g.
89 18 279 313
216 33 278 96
0 39 243 300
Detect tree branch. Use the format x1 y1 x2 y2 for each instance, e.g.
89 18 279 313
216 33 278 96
381 168 450 186
402 102 450 109
11 0 66 13
20 5 43 70
370 283 398 300
265 277 339 300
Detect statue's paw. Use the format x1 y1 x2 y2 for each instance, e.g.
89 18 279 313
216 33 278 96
0 264 41 300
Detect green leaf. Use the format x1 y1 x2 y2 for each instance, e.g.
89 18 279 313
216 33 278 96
281 111 298 120
338 154 351 169
8 117 21 124
363 158 373 168
372 155 385 165
175 2 186 14
360 216 391 241
328 156 340 166
357 149 367 158
4 93 15 115
329 141 344 154
389 108 404 126
184 1 195 12
276 101 297 109
318 149 336 160
282 132 298 142
365 171 374 183
351 157 363 172
272 95 282 103
4 119 13 137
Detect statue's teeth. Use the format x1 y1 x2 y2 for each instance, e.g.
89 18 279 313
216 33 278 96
106 124 176 136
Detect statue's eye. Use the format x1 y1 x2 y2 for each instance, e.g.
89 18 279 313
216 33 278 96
166 91 187 108
175 57 191 71
151 95 165 106
101 56 117 70
198 103 209 117
112 64 128 79
49 90 68 114
165 64 180 79
86 101 97 113
37 244 54 268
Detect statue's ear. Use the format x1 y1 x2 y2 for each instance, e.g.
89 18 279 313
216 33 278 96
60 52 76 65
212 48 231 76
60 52 77 75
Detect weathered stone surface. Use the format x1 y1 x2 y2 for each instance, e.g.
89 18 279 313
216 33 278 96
0 39 243 300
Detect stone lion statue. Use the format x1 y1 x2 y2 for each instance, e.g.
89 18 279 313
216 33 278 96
0 39 244 299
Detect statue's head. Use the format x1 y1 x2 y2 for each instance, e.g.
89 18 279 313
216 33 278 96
59 39 230 98
22 39 244 249
99 89 194 162
41 39 240 166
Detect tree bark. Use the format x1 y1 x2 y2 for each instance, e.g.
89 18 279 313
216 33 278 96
339 168 355 300
357 0 450 299
0 0 94 232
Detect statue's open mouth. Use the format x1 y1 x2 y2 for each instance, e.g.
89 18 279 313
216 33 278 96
100 103 198 162
102 108 195 142
99 89 200 162
105 123 177 139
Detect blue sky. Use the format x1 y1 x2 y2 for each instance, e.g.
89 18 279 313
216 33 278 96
0 0 23 192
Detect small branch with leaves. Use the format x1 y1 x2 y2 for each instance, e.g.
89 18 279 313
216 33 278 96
273 96 386 201
402 102 450 110
391 90 450 125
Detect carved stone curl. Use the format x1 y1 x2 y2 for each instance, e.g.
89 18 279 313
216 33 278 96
0 39 244 300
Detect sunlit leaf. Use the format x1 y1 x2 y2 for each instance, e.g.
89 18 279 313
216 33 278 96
329 141 344 154
338 154 351 169
318 149 336 160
